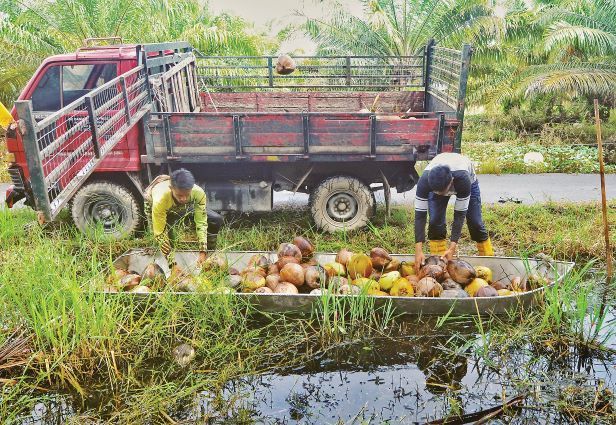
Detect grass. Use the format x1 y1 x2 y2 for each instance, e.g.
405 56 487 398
1 203 615 423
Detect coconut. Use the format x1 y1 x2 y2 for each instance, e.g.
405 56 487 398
475 285 498 297
446 260 476 286
175 276 197 292
119 273 141 291
390 277 414 297
370 247 392 270
242 272 266 291
229 267 240 276
280 263 305 287
324 262 346 277
474 266 493 283
328 276 349 290
301 259 318 269
223 275 242 289
441 289 468 298
275 54 296 75
102 285 118 293
400 261 415 277
415 277 443 297
247 254 269 270
335 248 354 266
441 279 462 290
418 264 445 282
527 273 548 290
107 268 129 285
130 285 151 294
370 271 382 281
347 253 373 279
274 282 299 294
304 265 326 289
264 274 280 291
337 284 361 295
267 264 279 276
277 243 302 262
242 265 267 278
465 278 489 297
353 278 379 293
203 253 228 272
255 287 273 294
293 236 315 259
425 255 447 269
383 258 401 273
497 289 514 296
276 256 300 270
491 280 511 291
369 290 389 297
143 263 165 281
510 276 526 291
310 288 323 295
379 271 401 292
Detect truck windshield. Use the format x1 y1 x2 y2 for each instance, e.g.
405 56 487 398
30 63 117 113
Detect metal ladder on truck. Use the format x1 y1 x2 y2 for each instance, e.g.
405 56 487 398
14 41 199 223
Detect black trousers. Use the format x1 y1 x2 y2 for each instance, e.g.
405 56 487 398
427 180 489 242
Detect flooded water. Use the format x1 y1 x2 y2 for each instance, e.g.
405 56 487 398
18 307 616 424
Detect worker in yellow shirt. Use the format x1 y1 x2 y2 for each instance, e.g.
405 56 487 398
0 101 13 129
144 168 223 265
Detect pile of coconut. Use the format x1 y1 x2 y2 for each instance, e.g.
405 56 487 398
104 236 551 297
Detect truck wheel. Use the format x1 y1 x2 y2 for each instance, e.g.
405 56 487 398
309 176 375 233
71 181 141 239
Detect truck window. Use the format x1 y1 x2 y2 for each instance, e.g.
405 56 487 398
31 66 61 112
62 63 117 105
30 63 118 112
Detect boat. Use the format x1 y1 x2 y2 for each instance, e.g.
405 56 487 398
104 249 575 315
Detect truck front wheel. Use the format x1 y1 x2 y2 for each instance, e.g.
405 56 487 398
309 176 375 233
71 181 141 239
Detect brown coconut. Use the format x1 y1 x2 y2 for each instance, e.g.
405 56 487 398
441 278 462 290
107 268 128 285
247 254 269 270
370 247 392 270
383 258 401 273
335 248 354 267
491 280 511 291
119 273 141 291
304 265 326 289
446 260 476 286
415 277 443 297
475 285 498 297
265 274 281 291
293 236 315 259
275 55 296 75
276 255 300 270
425 255 447 269
277 243 302 262
255 287 273 294
418 264 445 282
274 282 299 294
280 263 305 287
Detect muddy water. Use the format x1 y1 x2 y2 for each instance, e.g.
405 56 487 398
19 311 616 424
186 316 615 423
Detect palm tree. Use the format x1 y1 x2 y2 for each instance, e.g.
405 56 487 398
301 0 494 56
0 0 274 104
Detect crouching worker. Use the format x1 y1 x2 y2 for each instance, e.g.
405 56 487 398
414 153 493 271
144 168 223 266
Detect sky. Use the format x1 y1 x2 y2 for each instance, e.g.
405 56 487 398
208 0 365 54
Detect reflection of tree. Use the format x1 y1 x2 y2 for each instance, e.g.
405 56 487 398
415 335 468 396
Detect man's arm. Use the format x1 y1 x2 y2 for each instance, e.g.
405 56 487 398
152 198 172 257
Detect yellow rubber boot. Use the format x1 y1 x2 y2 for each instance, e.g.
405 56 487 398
477 238 494 256
429 240 447 256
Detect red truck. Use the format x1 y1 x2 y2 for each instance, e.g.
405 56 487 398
4 39 471 236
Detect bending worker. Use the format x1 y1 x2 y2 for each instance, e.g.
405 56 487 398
414 152 493 270
144 168 223 265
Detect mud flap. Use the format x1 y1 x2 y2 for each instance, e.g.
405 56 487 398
380 170 391 218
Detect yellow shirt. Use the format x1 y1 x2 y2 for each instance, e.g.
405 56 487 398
151 180 207 254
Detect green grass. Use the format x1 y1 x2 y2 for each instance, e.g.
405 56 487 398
1 204 615 423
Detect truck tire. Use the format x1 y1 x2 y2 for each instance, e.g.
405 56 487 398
309 176 375 233
71 181 141 239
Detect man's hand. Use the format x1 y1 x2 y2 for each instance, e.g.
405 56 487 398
415 242 425 272
441 242 458 262
197 251 208 265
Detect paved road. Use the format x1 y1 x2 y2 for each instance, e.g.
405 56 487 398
3 174 616 211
